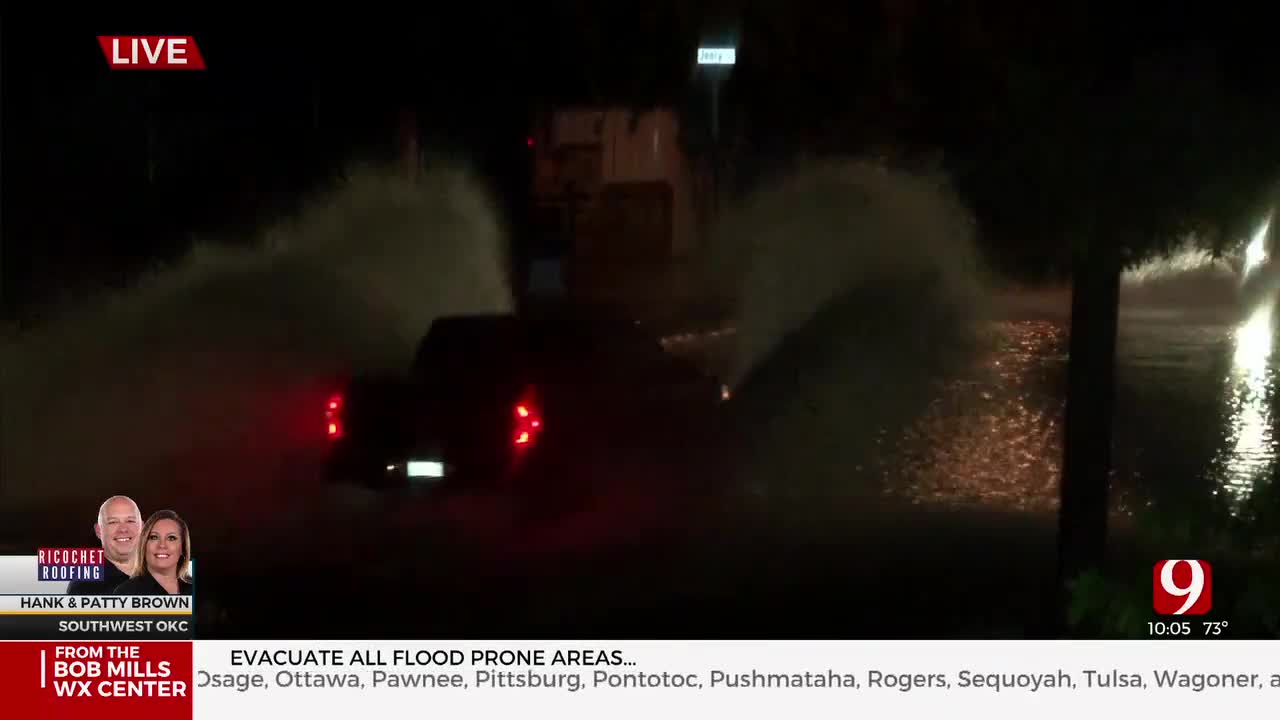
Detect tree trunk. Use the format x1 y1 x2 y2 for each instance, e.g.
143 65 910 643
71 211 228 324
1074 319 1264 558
1056 242 1122 626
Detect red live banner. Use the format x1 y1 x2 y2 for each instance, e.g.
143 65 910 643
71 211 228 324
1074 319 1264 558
0 641 192 718
97 36 206 70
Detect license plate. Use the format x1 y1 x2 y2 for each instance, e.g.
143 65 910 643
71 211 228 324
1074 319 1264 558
406 460 445 478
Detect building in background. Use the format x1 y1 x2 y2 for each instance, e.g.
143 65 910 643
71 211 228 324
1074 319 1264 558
525 107 715 323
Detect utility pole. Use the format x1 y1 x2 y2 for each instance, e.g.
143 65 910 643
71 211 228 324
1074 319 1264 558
710 74 720 217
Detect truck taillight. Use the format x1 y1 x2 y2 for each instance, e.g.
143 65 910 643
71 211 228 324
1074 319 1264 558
514 401 542 449
326 394 344 440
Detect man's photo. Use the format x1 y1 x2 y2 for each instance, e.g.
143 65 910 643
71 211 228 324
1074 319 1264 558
66 495 141 595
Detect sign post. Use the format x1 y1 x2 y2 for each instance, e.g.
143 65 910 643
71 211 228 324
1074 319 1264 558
696 46 736 218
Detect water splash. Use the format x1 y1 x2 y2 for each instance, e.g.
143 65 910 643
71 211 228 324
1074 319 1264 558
706 159 989 388
1118 229 1274 318
706 159 992 500
1 163 513 534
1121 236 1235 286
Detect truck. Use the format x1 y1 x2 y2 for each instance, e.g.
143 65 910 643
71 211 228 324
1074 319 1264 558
321 301 726 493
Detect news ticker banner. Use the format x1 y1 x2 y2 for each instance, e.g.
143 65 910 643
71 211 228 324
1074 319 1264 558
0 639 1267 718
196 640 1280 716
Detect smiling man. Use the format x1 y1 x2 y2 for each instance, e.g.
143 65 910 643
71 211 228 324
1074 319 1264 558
66 495 142 595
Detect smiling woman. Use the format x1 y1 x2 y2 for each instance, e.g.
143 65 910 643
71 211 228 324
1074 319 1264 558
113 510 194 596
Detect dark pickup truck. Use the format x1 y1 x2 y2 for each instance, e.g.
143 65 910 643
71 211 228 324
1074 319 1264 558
321 304 726 492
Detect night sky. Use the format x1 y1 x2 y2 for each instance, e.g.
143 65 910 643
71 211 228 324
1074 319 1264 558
6 5 1280 317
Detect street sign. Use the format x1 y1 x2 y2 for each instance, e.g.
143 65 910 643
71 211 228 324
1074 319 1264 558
697 47 736 66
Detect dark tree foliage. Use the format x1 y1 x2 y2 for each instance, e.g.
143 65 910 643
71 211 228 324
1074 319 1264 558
955 4 1280 270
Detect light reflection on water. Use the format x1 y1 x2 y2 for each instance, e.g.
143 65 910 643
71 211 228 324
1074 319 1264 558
1213 303 1275 514
888 320 1066 511
685 296 1279 515
886 304 1279 516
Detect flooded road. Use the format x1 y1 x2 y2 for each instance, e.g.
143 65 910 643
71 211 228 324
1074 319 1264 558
6 285 1274 639
8 293 1273 639
917 300 1279 526
5 159 1274 638
668 287 1277 526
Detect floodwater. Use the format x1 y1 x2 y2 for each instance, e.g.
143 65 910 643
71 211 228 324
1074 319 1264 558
735 293 1280 521
5 159 1276 637
1115 302 1278 522
859 285 1279 529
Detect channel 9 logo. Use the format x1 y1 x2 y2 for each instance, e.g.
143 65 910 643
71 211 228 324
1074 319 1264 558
1153 560 1212 615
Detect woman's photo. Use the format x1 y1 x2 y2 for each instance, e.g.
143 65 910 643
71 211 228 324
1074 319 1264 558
114 509 194 595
